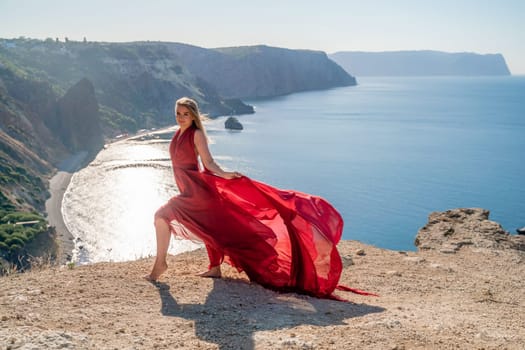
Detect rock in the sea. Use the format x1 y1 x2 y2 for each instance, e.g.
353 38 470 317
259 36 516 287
517 227 525 235
225 116 243 130
341 254 354 266
415 208 524 252
355 249 366 256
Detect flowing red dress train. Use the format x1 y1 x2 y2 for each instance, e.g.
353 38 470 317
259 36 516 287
155 125 374 300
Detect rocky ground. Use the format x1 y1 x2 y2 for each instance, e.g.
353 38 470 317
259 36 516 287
1 208 524 349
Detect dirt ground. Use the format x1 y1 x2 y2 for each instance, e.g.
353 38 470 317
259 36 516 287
1 239 523 350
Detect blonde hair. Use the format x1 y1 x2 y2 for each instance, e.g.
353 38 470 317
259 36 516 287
175 97 206 131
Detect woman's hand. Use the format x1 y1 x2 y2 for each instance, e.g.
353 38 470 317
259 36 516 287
223 171 243 180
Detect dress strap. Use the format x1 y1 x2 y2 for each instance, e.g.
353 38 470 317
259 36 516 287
188 125 196 146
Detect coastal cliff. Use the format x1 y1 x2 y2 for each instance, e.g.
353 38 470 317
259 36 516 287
0 66 104 203
1 38 355 133
0 65 104 269
0 208 523 349
171 43 356 99
330 50 511 76
0 68 104 205
0 38 251 131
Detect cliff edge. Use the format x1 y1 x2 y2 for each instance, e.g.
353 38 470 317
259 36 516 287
330 50 511 76
171 44 356 99
0 208 523 349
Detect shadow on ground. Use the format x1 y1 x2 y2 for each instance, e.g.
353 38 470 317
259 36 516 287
152 278 384 349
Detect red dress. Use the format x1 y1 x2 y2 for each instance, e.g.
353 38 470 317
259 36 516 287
156 125 373 300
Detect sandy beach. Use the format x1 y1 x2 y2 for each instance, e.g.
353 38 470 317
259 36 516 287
44 152 89 264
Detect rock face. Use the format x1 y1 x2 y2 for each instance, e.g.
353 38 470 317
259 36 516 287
54 78 104 153
0 69 104 212
224 116 243 130
330 50 511 76
0 67 66 212
172 44 356 98
0 66 69 166
415 208 524 253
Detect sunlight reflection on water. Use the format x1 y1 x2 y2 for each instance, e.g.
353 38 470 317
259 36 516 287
62 136 201 264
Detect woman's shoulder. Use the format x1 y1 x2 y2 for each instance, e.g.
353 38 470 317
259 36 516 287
192 127 207 145
193 127 205 138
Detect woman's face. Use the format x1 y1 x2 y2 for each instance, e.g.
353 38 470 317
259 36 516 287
175 105 194 129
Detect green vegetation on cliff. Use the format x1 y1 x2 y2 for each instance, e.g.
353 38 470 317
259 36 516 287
0 211 51 273
0 154 49 209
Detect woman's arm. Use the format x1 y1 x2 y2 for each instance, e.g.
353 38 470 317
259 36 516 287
194 129 242 179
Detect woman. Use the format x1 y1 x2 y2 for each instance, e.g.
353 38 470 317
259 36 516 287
145 97 372 300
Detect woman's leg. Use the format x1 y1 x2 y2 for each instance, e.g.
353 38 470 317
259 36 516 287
197 244 223 278
145 217 171 281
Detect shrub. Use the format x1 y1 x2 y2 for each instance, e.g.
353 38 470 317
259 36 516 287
8 243 22 251
5 236 26 247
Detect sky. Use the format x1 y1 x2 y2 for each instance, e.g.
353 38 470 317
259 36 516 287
1 0 524 74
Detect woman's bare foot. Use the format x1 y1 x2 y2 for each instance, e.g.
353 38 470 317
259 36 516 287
143 274 157 282
144 260 168 281
197 265 221 278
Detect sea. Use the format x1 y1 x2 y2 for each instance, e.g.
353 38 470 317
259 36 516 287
62 76 525 264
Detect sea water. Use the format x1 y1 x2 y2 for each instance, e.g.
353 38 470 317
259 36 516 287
62 76 525 263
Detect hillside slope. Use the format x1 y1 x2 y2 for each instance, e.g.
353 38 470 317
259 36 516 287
0 39 249 130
